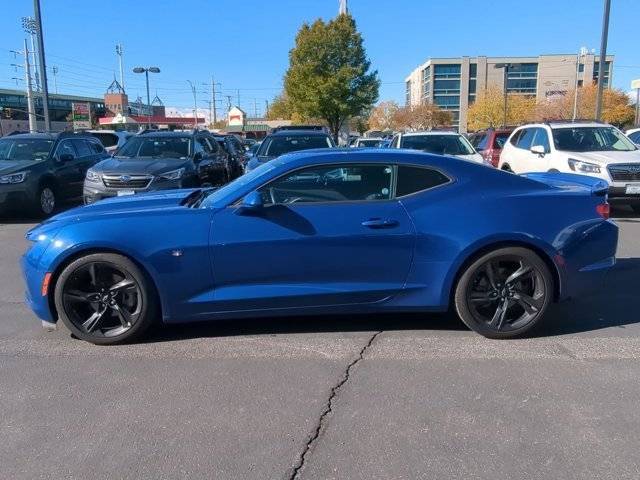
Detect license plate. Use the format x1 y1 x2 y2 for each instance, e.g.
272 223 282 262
625 184 640 194
117 190 135 196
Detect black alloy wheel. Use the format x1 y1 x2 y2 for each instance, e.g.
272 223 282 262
454 247 553 339
36 184 56 217
54 253 157 345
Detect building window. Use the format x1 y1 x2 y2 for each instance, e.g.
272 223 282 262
506 63 538 94
593 61 611 87
406 80 411 105
434 95 460 107
578 63 584 73
434 64 461 79
422 66 431 101
468 63 477 104
433 79 460 95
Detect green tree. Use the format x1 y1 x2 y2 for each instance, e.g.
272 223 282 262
266 94 294 120
284 14 379 141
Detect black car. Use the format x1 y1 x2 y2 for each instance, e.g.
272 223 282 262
0 132 109 216
245 129 335 171
83 130 234 204
211 134 246 176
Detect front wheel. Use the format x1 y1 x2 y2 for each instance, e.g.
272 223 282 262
454 247 553 339
34 184 56 217
54 253 158 345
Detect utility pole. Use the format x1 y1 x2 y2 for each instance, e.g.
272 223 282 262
253 98 258 118
211 75 217 124
595 0 611 121
52 66 58 94
187 80 198 128
572 47 588 121
115 43 125 92
265 99 269 117
23 40 37 133
495 63 512 127
236 89 240 107
33 0 50 131
225 95 232 112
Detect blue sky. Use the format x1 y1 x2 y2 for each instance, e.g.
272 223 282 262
2 0 638 116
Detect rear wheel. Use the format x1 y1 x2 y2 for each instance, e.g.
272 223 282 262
54 253 157 345
454 247 553 339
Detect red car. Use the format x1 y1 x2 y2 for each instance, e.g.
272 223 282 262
468 128 514 167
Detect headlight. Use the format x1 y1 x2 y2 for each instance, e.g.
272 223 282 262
0 171 28 184
568 158 601 174
85 169 101 182
159 168 185 180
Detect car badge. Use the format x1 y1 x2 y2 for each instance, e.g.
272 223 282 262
120 175 131 182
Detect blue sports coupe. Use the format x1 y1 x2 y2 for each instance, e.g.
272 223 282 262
21 149 618 344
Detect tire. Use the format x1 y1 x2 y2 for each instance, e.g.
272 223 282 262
454 247 553 339
54 253 158 345
34 183 57 217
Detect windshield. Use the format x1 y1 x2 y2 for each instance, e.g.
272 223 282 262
552 126 637 152
116 136 191 159
401 134 475 156
257 135 333 158
493 133 511 149
0 138 53 161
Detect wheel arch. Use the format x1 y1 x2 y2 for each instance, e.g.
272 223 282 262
46 246 165 323
445 238 562 308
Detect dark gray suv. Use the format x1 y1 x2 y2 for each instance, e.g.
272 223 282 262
83 131 207 204
0 132 109 217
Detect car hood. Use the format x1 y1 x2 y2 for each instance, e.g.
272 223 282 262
94 157 191 175
36 189 200 230
455 153 484 163
0 159 41 175
565 150 640 165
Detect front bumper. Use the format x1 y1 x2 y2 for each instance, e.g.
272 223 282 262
83 178 185 204
0 185 32 214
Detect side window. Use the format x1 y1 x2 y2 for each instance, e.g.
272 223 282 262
509 130 522 146
390 135 400 148
88 140 105 154
396 166 449 197
195 137 212 154
630 131 640 144
73 139 92 157
259 164 393 204
532 128 550 153
516 128 536 150
476 134 489 151
55 140 77 159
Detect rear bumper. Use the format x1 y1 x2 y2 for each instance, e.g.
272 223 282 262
607 186 640 204
559 220 618 300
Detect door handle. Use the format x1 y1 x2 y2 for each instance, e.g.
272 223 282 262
361 218 399 228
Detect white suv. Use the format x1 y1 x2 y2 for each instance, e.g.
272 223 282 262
390 131 485 163
499 122 640 211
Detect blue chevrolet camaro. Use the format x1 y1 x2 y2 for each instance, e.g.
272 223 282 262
21 149 618 345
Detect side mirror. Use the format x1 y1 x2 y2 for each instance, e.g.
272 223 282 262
530 145 546 156
59 153 75 163
238 190 264 213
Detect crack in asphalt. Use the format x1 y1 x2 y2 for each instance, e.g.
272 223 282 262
288 330 383 480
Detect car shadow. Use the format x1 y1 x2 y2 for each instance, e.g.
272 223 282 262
611 205 640 220
139 258 640 344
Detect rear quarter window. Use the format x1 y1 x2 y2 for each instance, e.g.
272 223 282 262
396 166 450 197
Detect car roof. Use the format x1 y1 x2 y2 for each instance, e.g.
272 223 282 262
138 130 194 137
268 129 330 137
402 131 461 136
3 132 59 139
518 122 611 129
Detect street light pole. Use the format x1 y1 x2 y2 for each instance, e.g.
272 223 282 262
495 63 511 127
595 0 611 121
33 0 50 131
133 67 160 128
23 40 37 133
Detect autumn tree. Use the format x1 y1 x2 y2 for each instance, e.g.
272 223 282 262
284 14 379 141
467 87 537 130
368 100 399 131
392 103 452 131
535 84 635 127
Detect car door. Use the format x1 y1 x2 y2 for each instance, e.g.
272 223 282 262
52 139 83 199
208 162 416 312
510 127 537 173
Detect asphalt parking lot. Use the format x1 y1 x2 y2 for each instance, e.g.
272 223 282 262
2 208 640 480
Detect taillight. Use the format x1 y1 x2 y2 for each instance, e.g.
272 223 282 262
596 203 610 219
